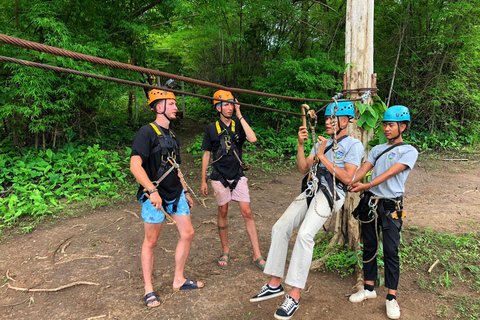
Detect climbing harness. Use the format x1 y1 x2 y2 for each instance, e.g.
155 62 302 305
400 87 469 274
206 120 251 190
297 98 349 218
352 192 406 263
142 122 199 212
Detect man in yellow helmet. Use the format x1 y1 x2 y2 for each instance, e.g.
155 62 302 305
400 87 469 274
200 90 266 270
130 88 203 308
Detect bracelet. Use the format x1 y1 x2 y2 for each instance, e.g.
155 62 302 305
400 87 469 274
238 117 244 121
184 190 190 194
369 181 373 189
149 188 158 194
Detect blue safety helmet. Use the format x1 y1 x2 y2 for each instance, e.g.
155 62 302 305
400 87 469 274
324 100 355 118
383 105 410 122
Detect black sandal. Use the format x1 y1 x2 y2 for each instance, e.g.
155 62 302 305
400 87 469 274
144 292 160 308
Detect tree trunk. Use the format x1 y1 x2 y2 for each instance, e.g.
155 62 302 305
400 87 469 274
310 0 375 292
344 0 375 292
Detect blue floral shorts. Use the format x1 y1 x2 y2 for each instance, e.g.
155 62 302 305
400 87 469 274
139 191 190 224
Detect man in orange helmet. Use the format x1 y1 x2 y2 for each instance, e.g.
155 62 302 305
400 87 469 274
130 88 203 308
201 90 266 270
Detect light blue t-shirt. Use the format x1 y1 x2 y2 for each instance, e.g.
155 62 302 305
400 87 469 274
367 143 418 198
310 136 364 196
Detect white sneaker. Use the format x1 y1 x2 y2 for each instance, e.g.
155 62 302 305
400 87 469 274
386 298 401 319
348 289 377 302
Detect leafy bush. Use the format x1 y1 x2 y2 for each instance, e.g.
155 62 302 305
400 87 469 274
0 144 134 224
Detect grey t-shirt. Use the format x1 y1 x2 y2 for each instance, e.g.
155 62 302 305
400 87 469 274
367 143 418 198
310 136 364 196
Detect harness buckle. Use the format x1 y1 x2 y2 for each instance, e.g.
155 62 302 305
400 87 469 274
367 198 378 218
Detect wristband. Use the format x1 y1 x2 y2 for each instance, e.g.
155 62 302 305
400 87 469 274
149 188 158 194
369 181 373 189
184 190 190 194
238 117 244 121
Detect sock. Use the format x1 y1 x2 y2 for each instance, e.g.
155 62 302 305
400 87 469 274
386 294 396 301
364 284 375 292
268 284 279 289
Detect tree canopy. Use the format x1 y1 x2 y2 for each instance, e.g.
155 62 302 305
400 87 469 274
1 0 479 149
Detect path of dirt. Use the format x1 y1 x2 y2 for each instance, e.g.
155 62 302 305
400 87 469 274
1 119 479 320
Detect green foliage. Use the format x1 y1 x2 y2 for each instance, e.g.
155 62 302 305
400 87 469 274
0 144 133 224
312 233 359 278
356 96 387 131
400 228 480 292
454 296 480 320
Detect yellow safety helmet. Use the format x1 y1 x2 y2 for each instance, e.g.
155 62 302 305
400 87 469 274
213 90 234 106
148 89 176 105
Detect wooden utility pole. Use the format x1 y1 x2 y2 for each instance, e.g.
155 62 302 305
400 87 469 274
310 1 375 278
344 0 375 290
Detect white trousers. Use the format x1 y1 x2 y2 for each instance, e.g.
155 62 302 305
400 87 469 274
263 190 344 289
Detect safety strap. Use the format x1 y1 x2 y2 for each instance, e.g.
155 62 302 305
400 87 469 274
149 122 179 163
210 166 242 191
313 135 349 194
371 142 406 166
216 120 235 134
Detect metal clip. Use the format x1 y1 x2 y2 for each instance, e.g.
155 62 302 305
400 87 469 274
367 198 378 219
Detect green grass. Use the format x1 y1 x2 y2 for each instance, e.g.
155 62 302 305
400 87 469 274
312 227 480 319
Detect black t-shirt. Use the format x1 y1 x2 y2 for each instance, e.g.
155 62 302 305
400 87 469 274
130 123 183 201
201 120 246 180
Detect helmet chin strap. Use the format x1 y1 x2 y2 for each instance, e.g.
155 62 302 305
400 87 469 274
153 100 171 122
389 122 403 142
219 104 232 119
332 117 346 136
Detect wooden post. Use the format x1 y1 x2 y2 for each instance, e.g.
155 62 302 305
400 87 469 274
344 0 375 291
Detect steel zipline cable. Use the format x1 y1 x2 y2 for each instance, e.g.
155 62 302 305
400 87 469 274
0 34 376 116
0 55 303 117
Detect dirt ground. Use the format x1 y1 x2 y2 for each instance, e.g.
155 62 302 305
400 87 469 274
1 119 479 320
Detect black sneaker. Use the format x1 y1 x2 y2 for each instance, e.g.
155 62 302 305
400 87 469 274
250 284 284 302
274 294 299 320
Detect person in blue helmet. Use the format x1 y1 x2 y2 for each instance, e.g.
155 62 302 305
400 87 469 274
250 100 364 319
348 105 418 320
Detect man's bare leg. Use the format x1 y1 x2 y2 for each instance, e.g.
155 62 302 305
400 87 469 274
217 203 230 266
239 202 265 265
142 222 163 306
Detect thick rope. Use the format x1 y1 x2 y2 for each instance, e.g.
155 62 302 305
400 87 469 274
0 34 377 104
0 55 303 117
0 34 335 103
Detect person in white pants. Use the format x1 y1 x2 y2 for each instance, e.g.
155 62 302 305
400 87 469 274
250 100 364 320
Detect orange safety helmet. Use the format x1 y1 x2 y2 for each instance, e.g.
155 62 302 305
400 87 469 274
148 89 176 105
213 90 234 106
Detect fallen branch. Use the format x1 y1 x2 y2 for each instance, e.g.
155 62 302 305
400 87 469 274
0 297 31 307
428 259 440 273
7 281 99 292
123 209 139 219
92 217 124 233
55 255 112 265
84 315 107 320
442 159 468 161
197 197 210 208
52 235 75 264
60 240 72 253
71 224 87 229
6 269 16 282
